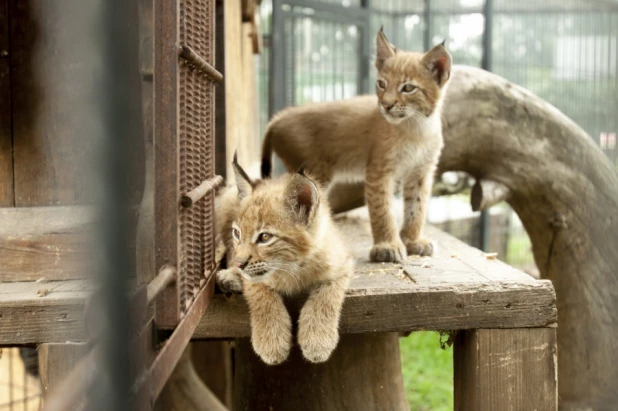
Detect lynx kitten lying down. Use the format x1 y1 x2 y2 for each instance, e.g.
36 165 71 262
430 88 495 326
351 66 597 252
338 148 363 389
215 156 353 365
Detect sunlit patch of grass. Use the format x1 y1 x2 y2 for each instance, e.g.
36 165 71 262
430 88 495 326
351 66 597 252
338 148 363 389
400 332 454 411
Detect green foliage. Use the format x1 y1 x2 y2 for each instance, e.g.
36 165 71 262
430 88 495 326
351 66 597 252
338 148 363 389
400 332 454 411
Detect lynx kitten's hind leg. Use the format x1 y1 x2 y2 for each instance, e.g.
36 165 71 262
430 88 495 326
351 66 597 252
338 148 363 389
244 281 292 365
298 274 350 363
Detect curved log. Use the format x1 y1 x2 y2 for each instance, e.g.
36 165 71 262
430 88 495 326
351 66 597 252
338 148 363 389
329 66 618 410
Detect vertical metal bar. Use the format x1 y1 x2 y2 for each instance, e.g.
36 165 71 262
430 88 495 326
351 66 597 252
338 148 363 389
360 0 371 94
269 0 287 117
92 0 139 409
479 0 493 252
154 0 181 327
290 16 297 104
423 0 432 51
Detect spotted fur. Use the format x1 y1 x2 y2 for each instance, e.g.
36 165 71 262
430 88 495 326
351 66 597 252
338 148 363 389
261 29 451 262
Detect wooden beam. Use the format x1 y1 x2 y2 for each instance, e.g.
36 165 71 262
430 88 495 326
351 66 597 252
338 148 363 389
0 221 557 344
454 328 558 411
196 274 556 338
0 280 89 344
39 342 89 409
0 206 94 282
0 0 12 206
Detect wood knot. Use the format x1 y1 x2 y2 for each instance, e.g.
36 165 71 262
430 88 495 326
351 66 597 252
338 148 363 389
548 212 568 229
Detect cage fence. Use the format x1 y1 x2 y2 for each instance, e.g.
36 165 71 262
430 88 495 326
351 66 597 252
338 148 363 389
256 0 618 274
0 348 42 410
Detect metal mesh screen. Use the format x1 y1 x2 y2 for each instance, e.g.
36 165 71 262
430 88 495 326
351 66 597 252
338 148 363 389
178 0 216 313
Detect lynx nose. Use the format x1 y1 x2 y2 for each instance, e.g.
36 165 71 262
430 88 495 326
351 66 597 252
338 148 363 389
381 102 394 112
234 259 249 269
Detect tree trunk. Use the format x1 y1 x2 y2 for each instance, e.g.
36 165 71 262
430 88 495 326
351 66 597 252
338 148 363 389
329 65 618 411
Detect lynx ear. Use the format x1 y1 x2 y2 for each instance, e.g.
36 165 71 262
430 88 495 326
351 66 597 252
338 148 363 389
232 151 254 200
422 41 452 86
375 27 397 70
284 172 319 225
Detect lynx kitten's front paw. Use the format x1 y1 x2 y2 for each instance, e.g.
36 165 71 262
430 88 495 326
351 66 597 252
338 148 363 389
216 268 243 294
370 241 407 263
403 238 434 257
252 320 292 365
298 315 339 363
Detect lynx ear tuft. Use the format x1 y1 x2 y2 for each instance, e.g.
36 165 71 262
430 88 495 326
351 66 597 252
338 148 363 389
232 151 254 200
375 28 397 70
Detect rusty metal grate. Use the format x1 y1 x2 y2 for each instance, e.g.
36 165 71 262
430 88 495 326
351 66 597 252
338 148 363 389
177 0 216 315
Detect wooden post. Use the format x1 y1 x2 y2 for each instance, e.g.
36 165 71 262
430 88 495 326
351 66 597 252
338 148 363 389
454 328 557 411
155 346 227 411
38 343 89 408
233 333 408 411
191 341 233 408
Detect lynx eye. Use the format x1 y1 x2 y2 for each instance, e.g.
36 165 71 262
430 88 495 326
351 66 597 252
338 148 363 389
401 84 417 93
376 79 386 90
257 233 273 244
232 228 240 240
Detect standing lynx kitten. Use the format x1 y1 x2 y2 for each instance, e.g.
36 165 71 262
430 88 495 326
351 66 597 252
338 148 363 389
261 29 452 263
215 156 352 365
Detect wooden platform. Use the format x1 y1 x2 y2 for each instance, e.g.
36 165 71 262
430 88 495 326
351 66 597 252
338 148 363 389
196 214 556 338
0 211 556 345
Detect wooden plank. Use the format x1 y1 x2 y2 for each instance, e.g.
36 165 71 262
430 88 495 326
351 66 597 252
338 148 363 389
9 2 101 206
454 328 558 411
195 273 556 338
39 343 88 398
0 269 556 345
233 333 408 411
0 0 12 206
153 0 180 327
0 206 94 282
240 0 256 21
0 280 89 344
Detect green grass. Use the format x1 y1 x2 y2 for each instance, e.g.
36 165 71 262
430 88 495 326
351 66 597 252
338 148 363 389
400 332 454 411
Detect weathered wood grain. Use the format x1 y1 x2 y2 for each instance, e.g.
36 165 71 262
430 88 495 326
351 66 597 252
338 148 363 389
0 206 95 282
10 2 99 206
0 0 12 206
454 328 557 411
0 280 89 344
153 0 180 327
233 333 408 411
39 343 88 405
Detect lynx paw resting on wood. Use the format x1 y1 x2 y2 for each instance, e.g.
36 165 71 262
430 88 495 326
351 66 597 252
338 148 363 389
214 155 352 365
403 238 434 257
369 241 407 263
